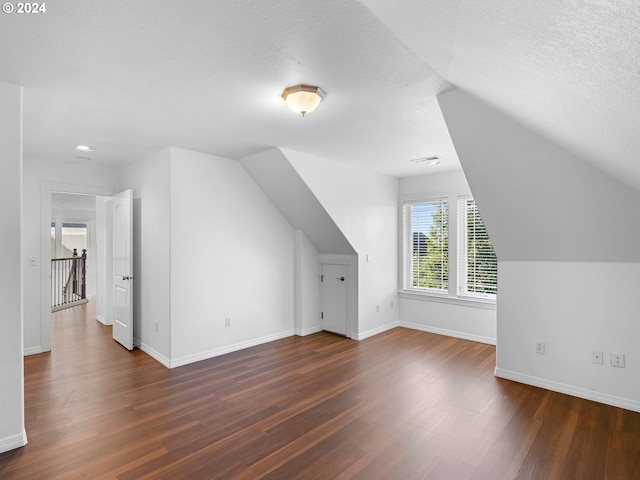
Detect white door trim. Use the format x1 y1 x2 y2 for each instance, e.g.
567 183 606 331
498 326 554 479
40 181 116 352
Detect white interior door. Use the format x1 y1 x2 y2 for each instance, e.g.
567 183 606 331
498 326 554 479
321 264 348 335
112 189 133 350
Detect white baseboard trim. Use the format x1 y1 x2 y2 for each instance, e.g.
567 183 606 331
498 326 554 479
399 321 496 345
96 314 112 326
24 346 43 356
352 321 399 341
138 341 171 368
51 298 88 312
169 329 295 369
0 430 27 454
295 325 322 336
495 368 640 413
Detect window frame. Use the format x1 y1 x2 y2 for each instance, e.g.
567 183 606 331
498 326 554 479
401 197 449 296
457 196 497 301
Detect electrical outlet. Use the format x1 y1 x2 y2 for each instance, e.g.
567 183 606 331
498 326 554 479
390 300 394 309
376 304 380 312
535 341 545 354
612 352 625 368
592 350 603 364
155 321 159 333
225 317 231 328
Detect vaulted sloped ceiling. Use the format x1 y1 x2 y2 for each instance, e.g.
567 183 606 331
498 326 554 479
240 148 356 255
360 0 640 191
1 1 637 186
439 88 640 262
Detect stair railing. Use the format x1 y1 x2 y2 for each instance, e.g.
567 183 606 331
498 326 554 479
51 248 88 311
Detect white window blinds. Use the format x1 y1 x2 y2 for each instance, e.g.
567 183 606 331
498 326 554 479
457 197 497 299
402 199 448 293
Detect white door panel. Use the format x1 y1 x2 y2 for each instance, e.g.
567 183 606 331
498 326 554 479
321 264 348 335
112 189 133 350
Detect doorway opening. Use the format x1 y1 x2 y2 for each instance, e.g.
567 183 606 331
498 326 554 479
40 182 116 353
320 254 356 338
50 194 94 312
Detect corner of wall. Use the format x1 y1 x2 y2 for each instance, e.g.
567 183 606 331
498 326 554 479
0 79 26 453
438 86 640 411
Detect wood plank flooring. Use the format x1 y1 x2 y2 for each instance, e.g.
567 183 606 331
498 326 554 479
1 302 639 479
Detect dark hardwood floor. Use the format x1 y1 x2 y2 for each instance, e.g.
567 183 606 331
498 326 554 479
1 302 639 479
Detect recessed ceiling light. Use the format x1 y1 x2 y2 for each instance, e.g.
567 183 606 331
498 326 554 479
410 155 440 165
75 145 94 152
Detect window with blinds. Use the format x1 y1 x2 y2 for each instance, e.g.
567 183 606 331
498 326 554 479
402 199 448 293
457 197 497 299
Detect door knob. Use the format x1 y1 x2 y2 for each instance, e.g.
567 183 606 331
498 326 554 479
122 275 130 280
337 276 345 281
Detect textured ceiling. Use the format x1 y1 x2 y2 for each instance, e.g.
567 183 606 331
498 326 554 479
2 1 638 186
361 0 640 189
0 0 456 177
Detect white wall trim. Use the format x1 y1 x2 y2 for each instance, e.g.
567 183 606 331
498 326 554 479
138 341 171 369
0 430 28 454
398 291 496 310
40 182 51 352
40 181 117 353
169 330 295 369
51 299 88 312
495 368 640 413
352 321 399 341
95 314 112 326
295 325 322 336
400 321 496 345
319 254 352 265
23 346 43 356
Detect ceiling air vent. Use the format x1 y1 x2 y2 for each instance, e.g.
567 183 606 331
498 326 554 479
410 155 440 165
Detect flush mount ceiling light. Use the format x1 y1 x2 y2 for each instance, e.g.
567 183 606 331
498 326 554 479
75 145 95 152
281 84 326 116
410 155 440 165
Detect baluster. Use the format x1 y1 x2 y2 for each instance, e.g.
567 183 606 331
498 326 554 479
72 249 78 298
81 249 87 300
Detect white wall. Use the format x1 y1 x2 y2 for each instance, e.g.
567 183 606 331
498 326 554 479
294 230 322 336
399 170 497 344
22 158 120 354
241 148 355 339
439 87 640 411
438 89 640 263
240 148 355 255
169 148 295 366
499 261 640 410
284 148 399 339
0 80 26 453
121 148 172 365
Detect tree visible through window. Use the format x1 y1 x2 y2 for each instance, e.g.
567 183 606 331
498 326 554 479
458 197 497 298
403 199 448 292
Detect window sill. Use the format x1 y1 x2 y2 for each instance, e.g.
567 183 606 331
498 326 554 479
398 291 497 310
